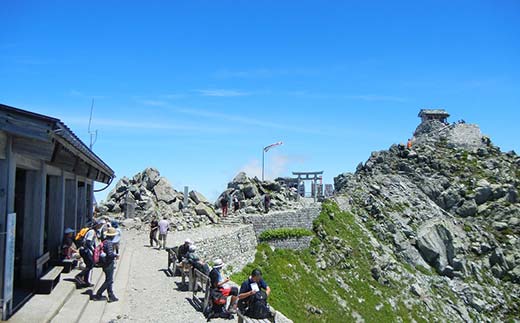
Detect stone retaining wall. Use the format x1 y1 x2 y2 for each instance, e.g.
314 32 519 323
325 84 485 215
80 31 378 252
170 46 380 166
243 206 321 237
267 236 313 251
196 224 257 274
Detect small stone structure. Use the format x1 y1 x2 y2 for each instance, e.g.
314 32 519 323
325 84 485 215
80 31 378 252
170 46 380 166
418 108 450 124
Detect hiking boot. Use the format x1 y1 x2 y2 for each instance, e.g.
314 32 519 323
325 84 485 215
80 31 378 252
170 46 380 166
82 282 95 288
91 294 106 301
108 296 119 303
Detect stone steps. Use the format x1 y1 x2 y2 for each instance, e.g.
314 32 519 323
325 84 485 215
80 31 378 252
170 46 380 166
50 265 104 323
50 244 126 323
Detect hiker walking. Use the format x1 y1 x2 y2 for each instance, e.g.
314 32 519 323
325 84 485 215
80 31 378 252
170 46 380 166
75 219 105 288
158 216 169 250
92 227 119 303
233 195 240 213
149 217 159 247
264 194 271 214
220 194 229 217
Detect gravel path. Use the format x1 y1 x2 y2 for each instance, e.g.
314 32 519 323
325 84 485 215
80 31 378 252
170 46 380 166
115 227 234 323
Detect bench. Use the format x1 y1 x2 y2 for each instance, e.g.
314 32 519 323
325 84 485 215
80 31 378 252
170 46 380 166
192 268 211 314
35 252 64 294
237 310 276 323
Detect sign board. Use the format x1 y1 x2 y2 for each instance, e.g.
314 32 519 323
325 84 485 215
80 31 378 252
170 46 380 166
2 213 16 319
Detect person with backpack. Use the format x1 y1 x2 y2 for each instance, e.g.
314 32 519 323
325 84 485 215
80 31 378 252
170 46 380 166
238 269 274 319
220 195 229 217
233 195 240 214
111 221 122 256
149 217 159 247
91 227 119 303
75 219 105 288
209 259 239 314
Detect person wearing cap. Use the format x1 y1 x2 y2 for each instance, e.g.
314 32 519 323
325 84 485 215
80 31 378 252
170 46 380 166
177 238 192 262
62 228 78 260
209 259 239 313
92 227 119 303
238 269 271 313
75 219 105 288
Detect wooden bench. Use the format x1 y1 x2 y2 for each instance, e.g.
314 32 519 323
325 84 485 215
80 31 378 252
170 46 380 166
237 310 276 323
192 268 211 314
35 252 64 294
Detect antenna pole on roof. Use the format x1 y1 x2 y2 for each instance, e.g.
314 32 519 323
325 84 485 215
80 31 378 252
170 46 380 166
88 98 98 150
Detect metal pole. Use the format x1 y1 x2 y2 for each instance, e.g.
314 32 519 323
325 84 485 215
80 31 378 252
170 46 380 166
262 149 265 181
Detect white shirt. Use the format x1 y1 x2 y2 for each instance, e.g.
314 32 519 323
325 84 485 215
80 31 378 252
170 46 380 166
158 219 169 234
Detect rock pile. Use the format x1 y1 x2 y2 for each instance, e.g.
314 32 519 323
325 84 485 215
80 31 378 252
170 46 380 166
98 168 218 231
333 119 520 320
216 172 300 214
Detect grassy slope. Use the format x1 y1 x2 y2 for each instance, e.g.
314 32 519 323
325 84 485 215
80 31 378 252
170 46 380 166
232 201 435 322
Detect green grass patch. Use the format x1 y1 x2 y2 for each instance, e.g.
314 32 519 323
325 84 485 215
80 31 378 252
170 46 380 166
232 200 436 322
258 228 314 242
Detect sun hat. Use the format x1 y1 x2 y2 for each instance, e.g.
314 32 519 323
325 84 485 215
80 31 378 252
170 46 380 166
105 227 118 237
213 258 225 268
185 238 193 245
189 245 197 252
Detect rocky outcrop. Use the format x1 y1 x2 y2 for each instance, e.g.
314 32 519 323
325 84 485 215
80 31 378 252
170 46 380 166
98 168 218 231
216 172 300 214
332 119 520 321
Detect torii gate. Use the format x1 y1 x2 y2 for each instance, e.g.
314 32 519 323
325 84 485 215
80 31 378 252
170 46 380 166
292 171 324 203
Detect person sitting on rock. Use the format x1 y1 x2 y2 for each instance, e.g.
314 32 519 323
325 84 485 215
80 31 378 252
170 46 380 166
177 238 192 262
238 268 273 319
209 259 239 314
186 245 210 274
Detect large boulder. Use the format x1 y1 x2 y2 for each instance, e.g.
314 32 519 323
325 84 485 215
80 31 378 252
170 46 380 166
153 178 177 203
243 184 259 199
142 167 161 190
416 219 458 276
189 190 208 205
195 203 218 223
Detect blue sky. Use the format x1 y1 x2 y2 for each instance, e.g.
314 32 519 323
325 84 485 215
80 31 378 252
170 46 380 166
1 1 519 202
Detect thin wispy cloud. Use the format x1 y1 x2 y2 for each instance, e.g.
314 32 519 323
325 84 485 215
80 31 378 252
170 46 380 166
175 108 327 135
196 89 251 97
138 99 168 107
213 67 328 79
63 116 231 134
238 154 306 180
68 89 106 99
344 94 409 102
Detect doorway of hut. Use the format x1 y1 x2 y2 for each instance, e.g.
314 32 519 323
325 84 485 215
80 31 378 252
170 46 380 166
12 168 32 312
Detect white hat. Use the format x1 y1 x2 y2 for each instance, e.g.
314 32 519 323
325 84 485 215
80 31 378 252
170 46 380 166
213 258 225 268
184 238 193 245
189 245 197 252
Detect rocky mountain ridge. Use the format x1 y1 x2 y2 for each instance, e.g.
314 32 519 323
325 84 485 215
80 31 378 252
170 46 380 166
331 120 519 320
98 168 218 231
